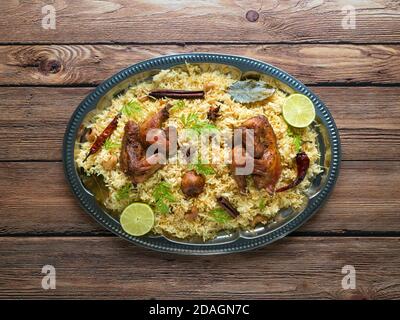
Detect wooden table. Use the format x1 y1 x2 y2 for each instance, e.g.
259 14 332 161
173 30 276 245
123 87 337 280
0 1 399 299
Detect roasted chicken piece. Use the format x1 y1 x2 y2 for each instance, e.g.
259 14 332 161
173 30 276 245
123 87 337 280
120 103 177 184
120 121 164 184
230 145 249 194
139 103 173 146
231 115 282 194
160 125 178 158
240 116 272 158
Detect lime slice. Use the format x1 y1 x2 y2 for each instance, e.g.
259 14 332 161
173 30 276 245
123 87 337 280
282 94 316 128
120 203 154 236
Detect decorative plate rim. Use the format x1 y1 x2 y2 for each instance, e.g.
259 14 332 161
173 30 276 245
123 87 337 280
63 53 341 255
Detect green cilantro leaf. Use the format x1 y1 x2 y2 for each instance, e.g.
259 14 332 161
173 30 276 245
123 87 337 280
259 198 266 210
180 113 218 134
153 181 176 214
121 99 142 117
209 208 231 224
293 135 302 153
116 183 132 201
189 162 215 176
170 100 185 112
155 199 170 215
103 138 121 150
180 113 198 127
287 126 302 153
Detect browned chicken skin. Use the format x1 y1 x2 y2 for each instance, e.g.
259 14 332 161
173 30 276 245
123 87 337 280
120 121 163 184
139 103 172 146
181 170 205 197
230 145 249 194
231 115 282 194
120 104 176 184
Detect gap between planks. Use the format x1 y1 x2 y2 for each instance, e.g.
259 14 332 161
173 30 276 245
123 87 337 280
1 41 400 46
1 83 400 88
1 231 400 238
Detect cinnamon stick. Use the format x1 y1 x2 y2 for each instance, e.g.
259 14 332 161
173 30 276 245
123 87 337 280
149 89 205 99
217 196 240 218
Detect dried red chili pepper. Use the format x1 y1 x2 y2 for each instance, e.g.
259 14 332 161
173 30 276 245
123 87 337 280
276 152 310 192
83 113 121 162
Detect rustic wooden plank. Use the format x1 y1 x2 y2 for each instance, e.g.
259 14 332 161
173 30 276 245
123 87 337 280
1 44 399 85
0 0 399 43
0 86 398 161
0 161 399 235
0 236 398 299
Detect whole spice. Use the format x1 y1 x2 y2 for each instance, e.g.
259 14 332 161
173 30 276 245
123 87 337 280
149 89 205 100
228 80 275 103
207 106 221 121
83 113 121 162
181 171 205 197
276 152 310 192
217 196 240 218
185 207 199 221
102 155 118 171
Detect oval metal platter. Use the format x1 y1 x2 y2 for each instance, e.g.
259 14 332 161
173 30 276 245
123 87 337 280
63 53 341 255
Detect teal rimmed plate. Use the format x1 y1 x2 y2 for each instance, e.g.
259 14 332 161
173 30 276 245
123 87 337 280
63 53 340 255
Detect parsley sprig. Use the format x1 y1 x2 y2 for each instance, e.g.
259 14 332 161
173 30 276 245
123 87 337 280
259 198 267 210
189 162 215 176
103 138 121 150
209 208 231 224
116 183 132 201
153 181 176 214
121 99 142 117
287 127 302 153
170 100 185 112
180 113 218 134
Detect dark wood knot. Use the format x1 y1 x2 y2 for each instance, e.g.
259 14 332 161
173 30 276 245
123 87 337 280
246 10 259 22
39 59 62 74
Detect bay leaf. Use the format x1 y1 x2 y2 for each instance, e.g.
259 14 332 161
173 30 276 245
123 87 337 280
228 80 275 103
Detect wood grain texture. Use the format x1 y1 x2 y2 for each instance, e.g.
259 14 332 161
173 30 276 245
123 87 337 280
1 44 399 85
0 86 398 161
0 236 399 299
1 161 399 235
1 0 399 302
0 0 399 43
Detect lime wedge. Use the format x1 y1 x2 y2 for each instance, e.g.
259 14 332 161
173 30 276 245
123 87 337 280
282 94 316 128
120 203 154 236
